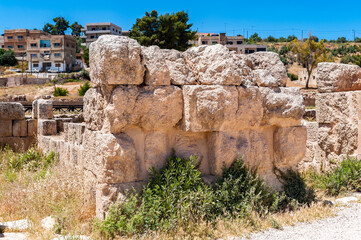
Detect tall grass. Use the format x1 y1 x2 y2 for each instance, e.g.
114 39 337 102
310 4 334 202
304 157 361 196
0 146 95 237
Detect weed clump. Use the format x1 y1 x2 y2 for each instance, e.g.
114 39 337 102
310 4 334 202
53 86 69 97
78 81 91 96
305 158 361 196
96 156 303 238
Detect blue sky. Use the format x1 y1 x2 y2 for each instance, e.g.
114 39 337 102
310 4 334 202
1 0 361 40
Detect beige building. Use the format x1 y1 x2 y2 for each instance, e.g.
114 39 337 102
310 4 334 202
0 36 4 49
26 35 77 72
3 29 48 57
197 33 267 54
81 22 122 47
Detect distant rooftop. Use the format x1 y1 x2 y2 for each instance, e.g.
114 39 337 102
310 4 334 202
85 22 121 27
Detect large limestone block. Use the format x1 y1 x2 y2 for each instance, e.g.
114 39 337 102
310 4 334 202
37 99 53 119
32 100 38 119
144 131 169 173
302 120 319 142
142 46 196 85
90 36 145 86
0 120 12 137
260 87 304 127
105 86 183 133
13 119 27 137
235 86 264 128
0 102 25 120
317 62 361 93
96 133 139 183
83 87 106 131
38 120 57 136
183 45 254 86
273 126 307 168
209 129 274 176
316 91 360 124
247 52 288 87
0 136 35 151
27 119 37 137
182 85 238 132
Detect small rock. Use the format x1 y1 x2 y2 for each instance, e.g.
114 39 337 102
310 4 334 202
0 232 27 240
323 200 334 206
335 196 358 204
41 216 57 230
0 219 30 231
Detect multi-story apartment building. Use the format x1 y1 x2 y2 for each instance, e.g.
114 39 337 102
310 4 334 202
81 22 122 47
197 33 267 54
0 36 4 49
3 29 47 57
26 35 76 72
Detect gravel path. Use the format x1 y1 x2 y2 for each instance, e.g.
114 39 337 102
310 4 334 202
238 202 361 240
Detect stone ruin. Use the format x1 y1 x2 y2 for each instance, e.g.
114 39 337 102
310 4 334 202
300 62 361 170
31 35 307 219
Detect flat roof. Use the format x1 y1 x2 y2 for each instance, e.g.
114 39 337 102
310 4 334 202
85 22 121 28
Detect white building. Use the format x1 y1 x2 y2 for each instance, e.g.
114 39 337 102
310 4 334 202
81 22 122 47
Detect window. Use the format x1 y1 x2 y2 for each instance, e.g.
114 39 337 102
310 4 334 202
1 45 4 48
236 41 243 44
17 36 23 39
30 54 37 58
8 45 13 49
212 41 218 44
54 53 61 58
201 41 208 44
226 41 233 45
30 43 37 47
256 48 266 52
7 36 13 39
102 27 106 30
40 40 51 48
55 63 61 67
17 45 24 48
92 28 96 31
53 43 61 47
66 44 69 47
33 63 39 67
90 36 94 39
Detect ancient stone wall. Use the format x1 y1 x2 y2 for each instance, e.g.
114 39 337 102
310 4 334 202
300 62 361 170
0 102 36 151
37 35 307 219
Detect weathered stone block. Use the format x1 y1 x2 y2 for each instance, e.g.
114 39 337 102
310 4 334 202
317 62 361 93
182 85 238 132
90 35 145 86
38 120 57 136
247 52 288 87
183 44 254 86
13 119 27 137
27 119 37 137
142 46 196 85
260 87 304 127
302 120 319 142
32 100 38 119
37 99 53 119
144 131 169 173
0 136 35 151
0 102 25 120
0 120 12 137
56 118 72 133
273 126 307 168
105 86 183 133
83 87 106 131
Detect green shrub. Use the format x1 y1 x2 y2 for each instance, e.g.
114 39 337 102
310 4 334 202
65 78 82 83
287 73 298 81
96 156 292 238
78 81 91 96
274 167 316 205
305 158 361 196
53 86 69 97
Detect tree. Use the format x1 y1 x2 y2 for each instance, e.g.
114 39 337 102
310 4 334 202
264 35 277 42
249 33 262 43
0 49 18 66
289 38 331 89
287 35 297 42
129 10 196 51
309 35 319 42
43 17 70 35
336 37 347 43
278 37 287 42
82 48 89 66
70 22 83 36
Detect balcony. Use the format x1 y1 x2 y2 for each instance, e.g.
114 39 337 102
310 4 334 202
85 30 111 34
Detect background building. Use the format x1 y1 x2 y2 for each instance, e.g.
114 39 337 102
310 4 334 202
3 29 48 58
81 22 122 47
26 35 76 72
197 33 267 54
